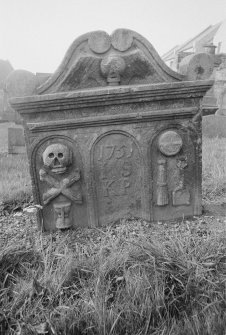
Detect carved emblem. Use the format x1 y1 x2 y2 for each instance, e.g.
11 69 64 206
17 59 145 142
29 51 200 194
172 156 190 206
39 142 82 229
39 168 82 205
42 143 72 174
53 201 72 229
156 159 168 206
158 131 183 156
100 55 126 86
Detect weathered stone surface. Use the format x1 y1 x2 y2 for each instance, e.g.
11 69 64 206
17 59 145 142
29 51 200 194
179 53 214 80
10 29 213 231
37 29 184 94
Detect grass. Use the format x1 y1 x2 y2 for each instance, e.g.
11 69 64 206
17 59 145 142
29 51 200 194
202 115 226 139
202 137 226 202
0 220 226 334
0 153 31 205
0 122 31 206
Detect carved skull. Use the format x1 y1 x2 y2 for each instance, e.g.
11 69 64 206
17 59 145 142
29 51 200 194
42 143 72 174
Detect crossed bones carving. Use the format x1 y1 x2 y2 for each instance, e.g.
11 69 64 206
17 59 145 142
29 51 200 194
39 168 82 205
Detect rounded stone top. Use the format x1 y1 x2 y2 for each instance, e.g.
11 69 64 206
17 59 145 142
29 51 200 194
37 28 184 94
111 29 133 51
5 70 37 98
158 131 183 156
88 31 111 54
179 53 214 81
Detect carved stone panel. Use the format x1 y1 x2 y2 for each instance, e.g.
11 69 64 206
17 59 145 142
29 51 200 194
92 132 144 225
33 137 88 231
151 127 197 221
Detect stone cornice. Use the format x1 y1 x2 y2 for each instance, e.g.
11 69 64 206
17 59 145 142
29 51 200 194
28 107 198 133
10 80 213 114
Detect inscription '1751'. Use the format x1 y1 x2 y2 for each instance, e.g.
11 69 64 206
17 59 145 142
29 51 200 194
93 133 143 225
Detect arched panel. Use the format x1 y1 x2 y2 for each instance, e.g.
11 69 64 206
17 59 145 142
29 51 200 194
32 135 88 231
91 131 145 226
149 126 198 221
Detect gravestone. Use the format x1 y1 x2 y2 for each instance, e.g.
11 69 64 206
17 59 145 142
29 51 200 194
10 29 214 231
217 87 226 115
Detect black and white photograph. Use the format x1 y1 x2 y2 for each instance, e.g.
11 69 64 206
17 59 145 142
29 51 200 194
0 0 226 334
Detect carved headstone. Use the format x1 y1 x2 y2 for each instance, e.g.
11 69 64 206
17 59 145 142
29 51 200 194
10 29 213 231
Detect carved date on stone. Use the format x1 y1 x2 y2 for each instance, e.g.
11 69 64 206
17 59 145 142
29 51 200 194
158 131 183 156
93 133 143 225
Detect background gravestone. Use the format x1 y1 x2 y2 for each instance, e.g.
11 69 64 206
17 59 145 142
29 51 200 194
8 126 26 154
10 29 214 231
217 87 226 115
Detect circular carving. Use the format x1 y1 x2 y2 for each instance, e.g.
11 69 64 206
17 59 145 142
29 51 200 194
158 131 183 156
179 53 213 80
88 31 111 54
111 29 133 51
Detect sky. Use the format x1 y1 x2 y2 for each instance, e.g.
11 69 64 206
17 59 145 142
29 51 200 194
0 0 226 74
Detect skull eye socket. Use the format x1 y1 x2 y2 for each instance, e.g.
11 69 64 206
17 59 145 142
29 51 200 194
48 153 54 158
58 153 63 158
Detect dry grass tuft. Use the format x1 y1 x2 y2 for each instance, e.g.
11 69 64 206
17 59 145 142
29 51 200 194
0 153 31 205
0 225 226 334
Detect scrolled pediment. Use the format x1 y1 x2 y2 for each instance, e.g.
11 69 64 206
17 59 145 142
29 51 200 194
37 29 184 94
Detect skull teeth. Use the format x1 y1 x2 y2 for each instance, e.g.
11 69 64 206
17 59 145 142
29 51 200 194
51 167 67 174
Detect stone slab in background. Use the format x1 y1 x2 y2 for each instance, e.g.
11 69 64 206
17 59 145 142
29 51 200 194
8 126 26 154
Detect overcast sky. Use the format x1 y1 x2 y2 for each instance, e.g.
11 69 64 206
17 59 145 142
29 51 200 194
0 0 225 74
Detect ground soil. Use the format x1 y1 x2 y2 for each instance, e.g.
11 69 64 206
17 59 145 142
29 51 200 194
1 201 225 252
